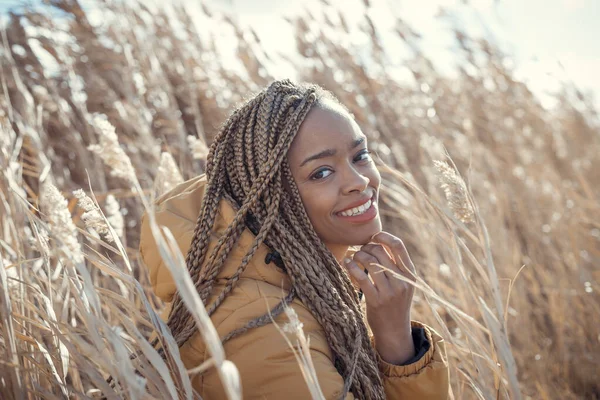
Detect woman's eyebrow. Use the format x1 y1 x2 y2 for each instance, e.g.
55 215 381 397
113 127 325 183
299 137 365 167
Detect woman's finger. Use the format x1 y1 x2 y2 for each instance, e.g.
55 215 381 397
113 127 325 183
361 243 401 275
342 257 378 300
352 250 392 293
371 232 417 277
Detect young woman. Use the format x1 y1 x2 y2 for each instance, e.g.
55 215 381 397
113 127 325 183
139 80 449 399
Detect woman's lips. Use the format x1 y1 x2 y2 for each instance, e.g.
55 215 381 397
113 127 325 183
335 195 377 223
336 192 377 213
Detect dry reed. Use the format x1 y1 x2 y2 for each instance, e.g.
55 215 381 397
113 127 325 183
0 0 598 399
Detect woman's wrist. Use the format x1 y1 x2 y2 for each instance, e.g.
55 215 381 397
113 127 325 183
373 326 416 365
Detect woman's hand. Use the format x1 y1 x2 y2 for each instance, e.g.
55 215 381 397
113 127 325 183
342 231 417 365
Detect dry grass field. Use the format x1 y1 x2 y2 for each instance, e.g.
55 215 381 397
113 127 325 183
1 0 598 399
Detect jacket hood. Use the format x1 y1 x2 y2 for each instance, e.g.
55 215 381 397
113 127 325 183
139 174 292 303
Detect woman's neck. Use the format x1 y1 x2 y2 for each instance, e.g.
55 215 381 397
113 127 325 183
326 243 350 264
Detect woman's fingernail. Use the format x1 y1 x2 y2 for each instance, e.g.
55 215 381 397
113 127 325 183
343 257 352 265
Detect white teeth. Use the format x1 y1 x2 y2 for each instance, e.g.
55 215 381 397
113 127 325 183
340 199 372 217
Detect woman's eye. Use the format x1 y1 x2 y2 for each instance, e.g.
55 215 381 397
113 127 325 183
355 150 373 162
311 168 332 180
310 151 372 180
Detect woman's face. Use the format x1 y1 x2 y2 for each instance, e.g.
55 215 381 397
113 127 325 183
287 100 382 258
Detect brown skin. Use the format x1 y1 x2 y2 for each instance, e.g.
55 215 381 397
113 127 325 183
287 100 417 365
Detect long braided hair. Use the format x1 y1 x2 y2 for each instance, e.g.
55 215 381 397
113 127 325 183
167 79 385 399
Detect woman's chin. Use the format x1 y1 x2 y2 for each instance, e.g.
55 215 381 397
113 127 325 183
329 219 382 246
367 220 383 239
353 226 383 246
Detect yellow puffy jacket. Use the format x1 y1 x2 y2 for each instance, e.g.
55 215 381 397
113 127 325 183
139 174 450 399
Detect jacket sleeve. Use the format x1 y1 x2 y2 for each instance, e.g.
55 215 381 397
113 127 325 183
190 297 449 400
372 321 450 400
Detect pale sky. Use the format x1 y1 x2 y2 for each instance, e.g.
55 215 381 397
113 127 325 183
206 0 600 109
2 0 598 108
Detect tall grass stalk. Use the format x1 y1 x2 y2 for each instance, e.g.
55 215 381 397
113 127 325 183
1 0 598 398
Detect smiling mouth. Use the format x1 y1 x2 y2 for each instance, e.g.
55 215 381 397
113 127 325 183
336 195 376 217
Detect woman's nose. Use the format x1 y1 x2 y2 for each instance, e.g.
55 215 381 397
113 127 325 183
343 167 369 194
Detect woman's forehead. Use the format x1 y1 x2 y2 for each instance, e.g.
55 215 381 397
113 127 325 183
287 106 365 167
295 105 359 143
